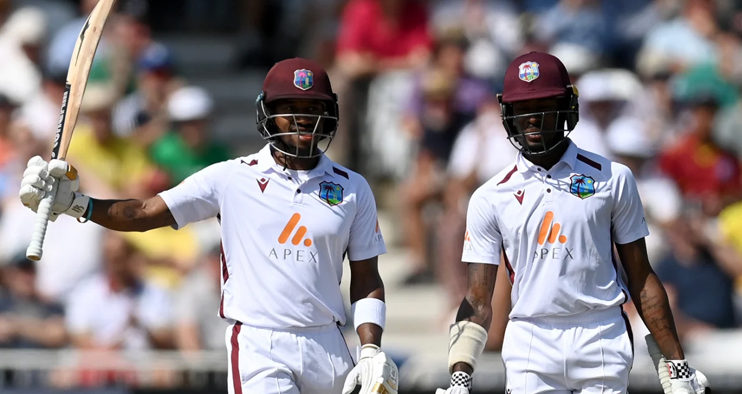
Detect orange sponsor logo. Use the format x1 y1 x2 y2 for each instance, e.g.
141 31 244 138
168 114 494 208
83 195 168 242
464 231 471 242
537 211 567 245
278 213 313 247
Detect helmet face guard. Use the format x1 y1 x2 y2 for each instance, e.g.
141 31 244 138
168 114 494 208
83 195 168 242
499 92 578 158
256 92 338 159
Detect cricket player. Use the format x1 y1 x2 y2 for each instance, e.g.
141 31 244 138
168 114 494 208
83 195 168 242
436 52 709 394
19 58 398 394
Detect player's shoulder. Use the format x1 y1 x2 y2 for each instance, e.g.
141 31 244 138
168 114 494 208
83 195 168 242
478 163 520 192
324 159 369 187
573 145 635 182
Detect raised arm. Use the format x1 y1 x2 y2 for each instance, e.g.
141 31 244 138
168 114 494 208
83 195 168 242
19 156 176 233
89 196 176 232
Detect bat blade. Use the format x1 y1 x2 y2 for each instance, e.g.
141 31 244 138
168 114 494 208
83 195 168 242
26 0 117 260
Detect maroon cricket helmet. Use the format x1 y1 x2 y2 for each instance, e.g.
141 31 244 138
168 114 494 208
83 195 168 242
256 58 339 159
261 57 336 103
497 51 579 158
501 51 573 103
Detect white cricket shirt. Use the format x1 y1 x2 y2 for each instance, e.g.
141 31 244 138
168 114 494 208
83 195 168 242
462 140 648 319
159 145 386 329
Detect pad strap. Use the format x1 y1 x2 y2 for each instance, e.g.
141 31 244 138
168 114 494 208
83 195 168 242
448 321 488 373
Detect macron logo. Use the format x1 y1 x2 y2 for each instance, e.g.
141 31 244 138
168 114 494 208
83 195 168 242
537 211 567 245
278 213 313 247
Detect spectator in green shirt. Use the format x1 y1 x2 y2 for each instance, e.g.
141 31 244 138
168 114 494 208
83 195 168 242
150 85 230 186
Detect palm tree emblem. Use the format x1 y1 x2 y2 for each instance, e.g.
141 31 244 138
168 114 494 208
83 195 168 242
570 174 595 199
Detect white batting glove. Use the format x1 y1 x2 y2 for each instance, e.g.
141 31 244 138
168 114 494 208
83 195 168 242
662 359 709 394
435 371 472 394
342 344 399 394
19 156 89 221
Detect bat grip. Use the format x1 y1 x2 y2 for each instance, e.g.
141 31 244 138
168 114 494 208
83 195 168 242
26 178 58 260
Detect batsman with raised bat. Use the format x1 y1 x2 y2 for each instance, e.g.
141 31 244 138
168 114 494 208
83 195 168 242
436 52 708 394
19 57 398 394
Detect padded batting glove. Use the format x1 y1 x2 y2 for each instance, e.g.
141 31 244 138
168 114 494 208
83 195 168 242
19 156 89 221
435 371 472 394
342 344 399 394
662 359 709 394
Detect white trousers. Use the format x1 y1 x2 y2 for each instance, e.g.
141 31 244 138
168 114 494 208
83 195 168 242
225 321 354 394
501 307 633 393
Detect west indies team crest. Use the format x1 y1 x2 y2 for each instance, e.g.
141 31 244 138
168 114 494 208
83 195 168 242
518 61 540 82
294 69 313 90
569 174 596 199
319 181 343 206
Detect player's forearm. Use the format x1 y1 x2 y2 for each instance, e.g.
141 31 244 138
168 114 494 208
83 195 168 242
456 263 497 328
356 322 382 347
630 272 685 359
90 198 174 232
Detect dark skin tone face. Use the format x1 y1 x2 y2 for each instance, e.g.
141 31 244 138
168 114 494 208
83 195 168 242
270 99 327 170
510 97 569 170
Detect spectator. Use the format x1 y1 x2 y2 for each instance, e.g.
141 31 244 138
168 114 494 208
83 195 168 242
0 93 19 200
150 85 230 187
0 253 66 348
68 83 165 199
65 231 174 351
0 7 47 104
659 94 742 216
430 0 523 81
173 246 228 351
112 42 182 146
11 67 67 151
435 99 516 306
46 0 103 79
533 0 608 58
571 68 645 158
655 207 740 340
331 0 432 169
636 0 720 76
398 33 489 284
605 117 681 263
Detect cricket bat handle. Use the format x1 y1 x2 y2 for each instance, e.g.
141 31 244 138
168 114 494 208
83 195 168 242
26 177 58 260
645 334 673 394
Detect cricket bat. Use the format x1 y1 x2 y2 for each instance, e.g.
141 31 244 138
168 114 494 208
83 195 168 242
26 0 117 260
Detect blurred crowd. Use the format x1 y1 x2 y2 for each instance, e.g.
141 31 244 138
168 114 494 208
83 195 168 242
0 0 741 389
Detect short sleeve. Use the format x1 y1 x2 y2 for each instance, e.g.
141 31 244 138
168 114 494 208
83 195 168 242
611 164 650 244
461 188 501 264
347 177 386 261
158 162 230 229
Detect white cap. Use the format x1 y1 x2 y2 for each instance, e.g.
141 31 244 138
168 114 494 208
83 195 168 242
3 7 46 45
549 42 599 77
168 86 213 122
577 68 642 102
81 83 117 112
605 117 655 158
